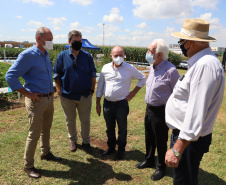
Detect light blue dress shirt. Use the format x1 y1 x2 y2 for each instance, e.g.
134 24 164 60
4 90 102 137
5 45 53 94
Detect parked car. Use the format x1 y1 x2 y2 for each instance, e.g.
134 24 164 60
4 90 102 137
178 61 188 69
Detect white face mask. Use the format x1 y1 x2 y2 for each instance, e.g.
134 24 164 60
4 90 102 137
113 56 124 65
146 53 155 65
41 37 53 51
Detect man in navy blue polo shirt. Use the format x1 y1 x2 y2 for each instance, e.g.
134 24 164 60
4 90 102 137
54 30 96 152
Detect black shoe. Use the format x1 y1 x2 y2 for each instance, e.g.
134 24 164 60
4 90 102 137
41 152 62 161
82 143 92 152
102 148 115 156
136 160 155 169
115 151 124 161
151 170 165 181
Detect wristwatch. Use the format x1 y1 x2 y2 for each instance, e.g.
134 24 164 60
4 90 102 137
90 89 94 93
172 147 181 157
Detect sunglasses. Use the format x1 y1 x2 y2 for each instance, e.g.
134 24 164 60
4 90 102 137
178 39 186 46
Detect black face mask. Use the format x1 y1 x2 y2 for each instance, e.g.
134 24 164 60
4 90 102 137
180 40 190 57
71 41 82 51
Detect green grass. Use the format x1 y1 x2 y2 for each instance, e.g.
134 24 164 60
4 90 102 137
0 69 225 184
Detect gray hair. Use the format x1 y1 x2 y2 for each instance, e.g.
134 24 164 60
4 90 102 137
35 27 50 39
152 39 169 61
68 30 82 41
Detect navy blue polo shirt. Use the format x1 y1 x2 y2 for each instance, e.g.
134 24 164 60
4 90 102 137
53 49 96 100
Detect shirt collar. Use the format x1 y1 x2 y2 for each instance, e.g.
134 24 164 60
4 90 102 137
32 45 49 56
111 61 125 69
152 60 166 70
187 47 212 68
68 48 82 60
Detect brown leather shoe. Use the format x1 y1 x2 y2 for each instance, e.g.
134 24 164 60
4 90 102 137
24 167 41 178
69 142 77 152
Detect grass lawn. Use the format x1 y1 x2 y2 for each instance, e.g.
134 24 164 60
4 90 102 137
0 69 225 185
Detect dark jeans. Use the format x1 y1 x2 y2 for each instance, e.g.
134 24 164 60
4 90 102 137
144 104 168 171
171 132 212 185
103 99 129 152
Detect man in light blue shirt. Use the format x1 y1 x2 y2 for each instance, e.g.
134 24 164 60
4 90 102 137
5 27 62 179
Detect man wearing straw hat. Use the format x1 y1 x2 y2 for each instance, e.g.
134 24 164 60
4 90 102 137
165 18 225 185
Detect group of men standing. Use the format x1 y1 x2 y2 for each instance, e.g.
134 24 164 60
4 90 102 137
5 18 225 185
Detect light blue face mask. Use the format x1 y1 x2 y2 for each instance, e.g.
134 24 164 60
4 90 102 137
146 53 155 65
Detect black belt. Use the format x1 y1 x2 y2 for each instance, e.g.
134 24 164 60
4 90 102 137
38 92 52 97
173 129 180 135
104 98 126 104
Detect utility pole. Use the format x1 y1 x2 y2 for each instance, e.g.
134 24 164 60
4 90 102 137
103 23 105 46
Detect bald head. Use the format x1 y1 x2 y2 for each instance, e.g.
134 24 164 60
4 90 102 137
111 46 125 59
111 46 124 55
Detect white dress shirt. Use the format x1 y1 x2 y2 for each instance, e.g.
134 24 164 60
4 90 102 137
166 47 225 141
96 62 146 101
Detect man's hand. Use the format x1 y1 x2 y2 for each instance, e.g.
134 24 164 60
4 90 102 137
96 103 101 116
125 91 136 102
165 149 181 168
27 92 42 103
125 86 141 102
57 89 61 97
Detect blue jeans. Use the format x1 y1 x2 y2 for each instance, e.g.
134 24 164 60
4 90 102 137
103 99 129 151
171 131 212 185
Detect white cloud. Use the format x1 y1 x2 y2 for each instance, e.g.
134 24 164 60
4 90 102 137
21 29 26 32
70 0 92 6
192 0 218 9
47 17 67 31
103 7 123 24
70 22 82 31
27 20 44 28
213 28 226 47
199 13 222 30
110 7 120 14
55 34 67 39
136 22 148 29
84 26 96 33
22 0 54 7
125 29 130 33
132 0 193 20
16 16 23 19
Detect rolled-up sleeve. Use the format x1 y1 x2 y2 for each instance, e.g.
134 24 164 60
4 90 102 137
53 55 62 80
179 65 219 141
96 71 105 98
89 55 97 78
131 65 146 87
5 53 29 91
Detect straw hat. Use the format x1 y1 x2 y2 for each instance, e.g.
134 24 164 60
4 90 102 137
172 18 216 42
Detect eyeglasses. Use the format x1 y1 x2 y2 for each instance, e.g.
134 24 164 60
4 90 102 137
178 39 186 46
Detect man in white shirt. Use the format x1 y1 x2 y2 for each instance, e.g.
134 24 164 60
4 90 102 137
165 19 225 185
96 46 146 160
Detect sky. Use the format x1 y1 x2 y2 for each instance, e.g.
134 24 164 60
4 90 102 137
1 0 226 48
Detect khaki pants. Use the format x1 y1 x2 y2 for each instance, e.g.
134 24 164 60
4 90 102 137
24 96 54 168
60 95 92 144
